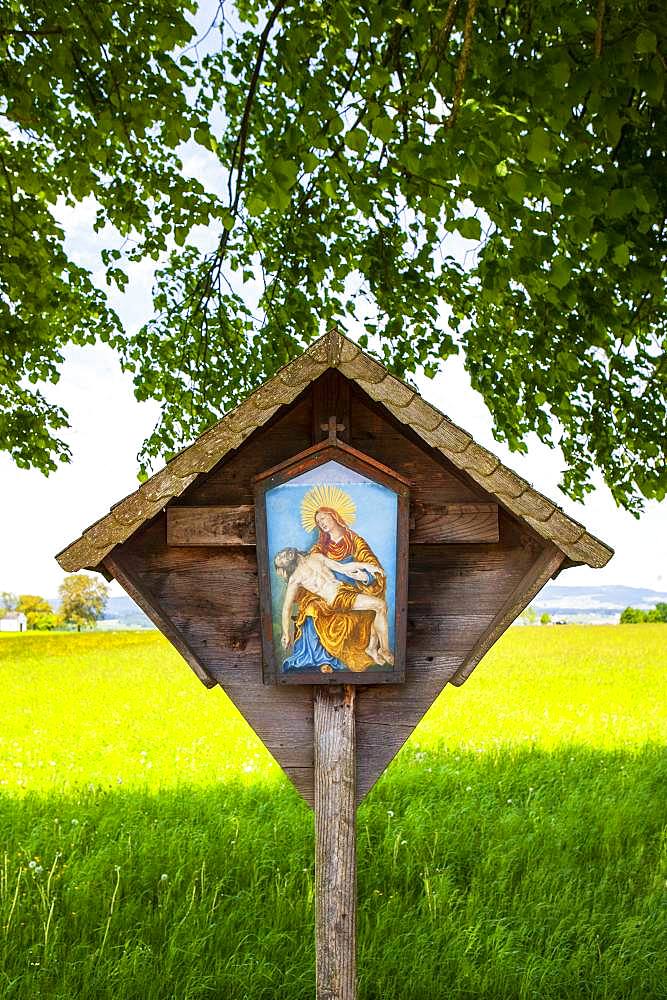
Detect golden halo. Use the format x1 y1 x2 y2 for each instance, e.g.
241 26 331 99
301 485 356 532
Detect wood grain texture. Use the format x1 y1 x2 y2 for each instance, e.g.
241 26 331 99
107 377 558 805
348 388 481 503
184 395 313 505
166 501 497 547
410 502 498 543
167 506 255 546
312 369 351 444
315 686 356 1000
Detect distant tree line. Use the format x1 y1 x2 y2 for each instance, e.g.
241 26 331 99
620 603 667 624
518 606 552 625
0 575 109 631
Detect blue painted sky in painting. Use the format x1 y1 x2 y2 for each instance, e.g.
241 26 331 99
286 460 372 485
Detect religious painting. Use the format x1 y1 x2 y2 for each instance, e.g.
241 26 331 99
255 443 409 685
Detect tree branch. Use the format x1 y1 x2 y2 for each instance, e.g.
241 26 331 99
226 0 288 210
594 0 606 59
0 26 64 38
447 0 479 128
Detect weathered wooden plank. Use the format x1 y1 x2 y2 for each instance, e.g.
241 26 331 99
312 369 351 444
167 505 255 546
315 686 356 1000
406 614 497 653
349 389 483 503
410 502 498 543
165 501 498 547
186 395 313 505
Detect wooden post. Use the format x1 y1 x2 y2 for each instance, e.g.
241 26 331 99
314 685 357 1000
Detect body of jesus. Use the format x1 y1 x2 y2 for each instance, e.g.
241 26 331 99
274 547 393 666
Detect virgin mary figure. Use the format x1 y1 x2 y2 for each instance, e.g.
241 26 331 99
281 485 391 673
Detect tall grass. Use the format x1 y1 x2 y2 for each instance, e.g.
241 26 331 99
0 627 665 998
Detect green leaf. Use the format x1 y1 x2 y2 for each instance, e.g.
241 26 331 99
590 232 608 262
271 158 298 191
644 60 665 103
550 257 570 289
635 29 657 53
550 60 570 87
505 173 527 203
246 192 267 217
370 116 394 143
327 115 344 137
604 113 623 147
265 184 291 212
345 128 368 154
527 128 551 163
461 161 479 186
607 188 635 219
634 188 652 213
458 217 482 241
301 152 318 172
613 242 630 266
542 179 563 206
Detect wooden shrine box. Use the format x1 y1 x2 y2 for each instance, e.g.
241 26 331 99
57 329 613 806
254 436 411 687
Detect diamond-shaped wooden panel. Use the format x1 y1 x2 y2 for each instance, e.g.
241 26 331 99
106 507 561 805
95 383 564 805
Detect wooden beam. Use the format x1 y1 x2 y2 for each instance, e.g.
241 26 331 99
410 501 498 544
314 685 356 1000
167 505 255 546
166 502 499 547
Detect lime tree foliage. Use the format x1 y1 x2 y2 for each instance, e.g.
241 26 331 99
2 1 665 513
519 605 538 624
0 2 215 473
58 574 109 631
620 602 667 623
16 593 60 630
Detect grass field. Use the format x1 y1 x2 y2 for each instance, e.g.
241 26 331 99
0 626 665 999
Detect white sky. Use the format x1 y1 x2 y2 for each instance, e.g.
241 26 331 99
1 1 665 599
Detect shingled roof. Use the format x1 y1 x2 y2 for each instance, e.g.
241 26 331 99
57 329 613 574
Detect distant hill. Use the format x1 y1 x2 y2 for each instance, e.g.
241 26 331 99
49 594 153 629
529 583 667 624
103 596 153 628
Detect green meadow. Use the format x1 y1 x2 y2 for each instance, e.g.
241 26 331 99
1 626 665 999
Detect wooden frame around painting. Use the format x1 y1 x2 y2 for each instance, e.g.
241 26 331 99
254 440 410 686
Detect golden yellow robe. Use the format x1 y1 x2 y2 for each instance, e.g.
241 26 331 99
293 531 385 672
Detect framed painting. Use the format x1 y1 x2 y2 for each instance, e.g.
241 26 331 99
254 440 410 685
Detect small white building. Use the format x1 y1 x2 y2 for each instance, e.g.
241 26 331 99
0 612 27 632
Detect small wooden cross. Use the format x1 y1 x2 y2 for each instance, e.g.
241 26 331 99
321 415 346 445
